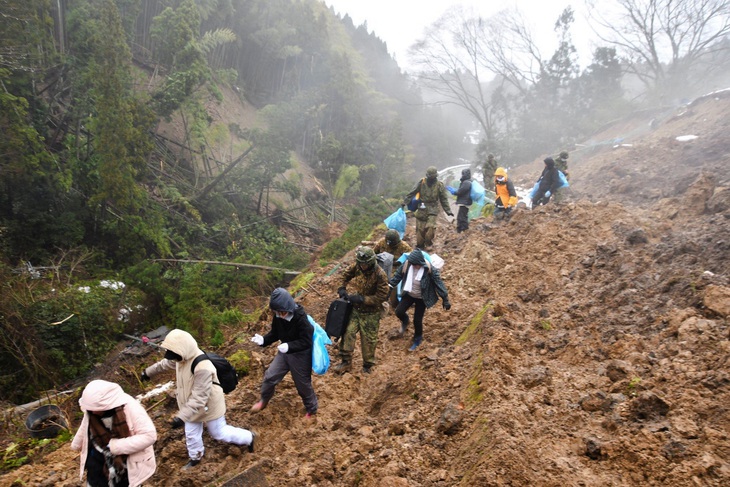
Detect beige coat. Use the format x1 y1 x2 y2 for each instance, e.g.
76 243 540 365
71 380 157 487
145 329 225 422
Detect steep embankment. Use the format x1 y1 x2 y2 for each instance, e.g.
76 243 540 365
3 97 730 487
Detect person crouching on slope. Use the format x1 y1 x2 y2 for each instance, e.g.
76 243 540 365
71 380 157 487
142 329 255 470
249 287 318 422
388 248 451 351
493 167 518 221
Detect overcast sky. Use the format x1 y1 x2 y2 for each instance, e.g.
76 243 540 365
323 0 596 69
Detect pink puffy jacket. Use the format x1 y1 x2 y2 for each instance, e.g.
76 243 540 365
71 380 157 487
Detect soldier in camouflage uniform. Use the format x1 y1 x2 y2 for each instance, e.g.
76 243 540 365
553 150 570 203
402 167 453 249
481 153 498 187
373 229 412 310
334 247 390 374
554 150 569 179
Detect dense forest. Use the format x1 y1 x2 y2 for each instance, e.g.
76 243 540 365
1 0 729 404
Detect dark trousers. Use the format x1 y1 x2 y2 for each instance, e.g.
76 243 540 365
395 292 426 340
456 205 469 232
260 350 318 414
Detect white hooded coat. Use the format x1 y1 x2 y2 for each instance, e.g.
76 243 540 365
71 380 157 487
144 329 226 423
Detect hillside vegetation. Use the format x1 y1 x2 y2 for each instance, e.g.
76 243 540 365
2 88 729 487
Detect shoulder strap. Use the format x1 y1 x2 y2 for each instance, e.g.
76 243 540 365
191 352 208 373
191 351 222 388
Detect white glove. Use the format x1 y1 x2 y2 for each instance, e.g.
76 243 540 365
277 343 289 354
251 334 264 346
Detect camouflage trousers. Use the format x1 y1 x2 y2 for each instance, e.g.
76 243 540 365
338 309 381 368
415 214 438 248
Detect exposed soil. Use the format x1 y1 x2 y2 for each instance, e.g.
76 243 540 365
2 93 730 487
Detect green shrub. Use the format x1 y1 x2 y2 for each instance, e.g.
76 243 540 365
228 349 251 376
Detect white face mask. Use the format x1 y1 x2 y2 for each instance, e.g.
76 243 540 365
275 311 293 321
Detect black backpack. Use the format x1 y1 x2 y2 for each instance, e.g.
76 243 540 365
191 352 238 394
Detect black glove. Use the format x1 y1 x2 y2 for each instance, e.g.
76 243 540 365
447 212 454 217
141 371 151 382
171 417 184 429
337 287 347 299
348 294 365 305
443 301 451 310
400 203 406 209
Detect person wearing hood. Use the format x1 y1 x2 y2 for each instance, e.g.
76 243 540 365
142 329 255 470
531 157 561 207
454 168 473 233
71 380 157 487
388 248 451 351
402 166 453 249
249 288 317 421
493 167 518 221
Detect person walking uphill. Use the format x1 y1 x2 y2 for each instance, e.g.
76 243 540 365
531 157 561 207
389 248 451 351
373 229 412 310
71 380 157 487
403 166 453 249
335 246 390 374
142 329 255 470
493 167 518 221
250 288 318 421
454 168 473 233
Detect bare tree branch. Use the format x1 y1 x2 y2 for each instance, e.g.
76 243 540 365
586 0 730 99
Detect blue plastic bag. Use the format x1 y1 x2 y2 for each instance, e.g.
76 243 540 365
383 208 407 239
530 171 569 202
557 170 569 189
529 181 541 200
470 180 486 206
308 315 332 375
446 185 457 195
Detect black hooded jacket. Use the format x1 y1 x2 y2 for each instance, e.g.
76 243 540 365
533 157 561 203
455 168 473 206
263 288 313 353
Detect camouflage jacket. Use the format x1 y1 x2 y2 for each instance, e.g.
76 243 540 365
372 238 412 267
341 263 390 313
404 179 451 216
554 156 568 173
482 159 498 181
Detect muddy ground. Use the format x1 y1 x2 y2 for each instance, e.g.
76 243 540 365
2 94 730 487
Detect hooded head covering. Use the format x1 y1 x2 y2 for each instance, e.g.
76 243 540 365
159 329 200 362
461 168 471 181
269 287 297 313
544 157 555 169
495 167 508 183
79 380 129 412
407 248 427 266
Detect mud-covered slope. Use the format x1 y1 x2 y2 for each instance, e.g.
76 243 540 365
3 100 730 487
